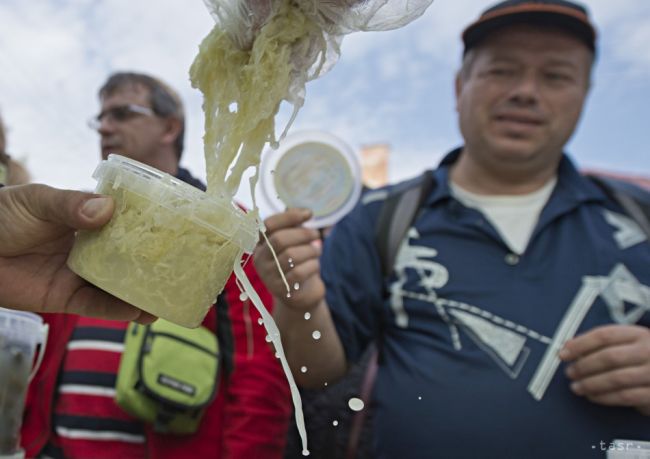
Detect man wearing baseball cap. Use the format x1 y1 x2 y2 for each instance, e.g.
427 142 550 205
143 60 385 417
255 1 650 457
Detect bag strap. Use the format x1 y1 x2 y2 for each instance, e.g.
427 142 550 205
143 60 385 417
374 170 436 358
215 294 233 378
346 170 436 458
587 174 650 239
376 170 436 278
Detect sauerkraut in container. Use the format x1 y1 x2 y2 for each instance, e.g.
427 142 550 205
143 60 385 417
67 154 258 328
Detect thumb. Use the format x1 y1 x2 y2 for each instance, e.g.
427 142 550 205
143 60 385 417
78 196 115 228
19 184 115 230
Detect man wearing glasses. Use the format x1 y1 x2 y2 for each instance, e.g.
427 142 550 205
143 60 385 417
20 72 292 459
89 73 187 177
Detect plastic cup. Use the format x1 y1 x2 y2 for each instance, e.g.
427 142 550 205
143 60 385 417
0 308 48 457
67 154 258 328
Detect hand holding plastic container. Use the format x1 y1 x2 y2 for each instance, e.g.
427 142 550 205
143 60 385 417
67 155 258 328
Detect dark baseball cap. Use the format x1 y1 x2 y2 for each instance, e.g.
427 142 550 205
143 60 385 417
462 0 597 54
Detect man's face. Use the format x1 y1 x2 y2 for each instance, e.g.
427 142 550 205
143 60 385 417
455 25 592 171
96 84 167 162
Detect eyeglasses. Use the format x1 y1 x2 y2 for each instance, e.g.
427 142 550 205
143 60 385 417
87 104 155 130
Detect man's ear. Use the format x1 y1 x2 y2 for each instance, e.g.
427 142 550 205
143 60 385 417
454 71 463 113
161 118 182 147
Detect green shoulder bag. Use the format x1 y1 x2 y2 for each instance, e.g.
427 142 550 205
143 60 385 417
115 319 219 434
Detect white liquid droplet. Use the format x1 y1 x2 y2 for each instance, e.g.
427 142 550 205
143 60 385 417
286 292 292 298
258 318 264 325
239 292 248 301
418 396 422 400
324 382 328 387
348 398 365 412
302 450 310 457
304 312 311 320
265 335 272 343
300 366 308 373
332 420 339 426
312 330 321 340
293 282 300 291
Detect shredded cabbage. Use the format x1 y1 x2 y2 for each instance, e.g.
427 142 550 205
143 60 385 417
190 0 332 201
68 180 242 328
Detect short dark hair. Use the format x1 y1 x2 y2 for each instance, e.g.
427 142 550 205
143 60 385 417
99 72 186 160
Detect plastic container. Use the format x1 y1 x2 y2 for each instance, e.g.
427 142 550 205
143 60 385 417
258 130 362 228
67 155 258 328
0 308 48 457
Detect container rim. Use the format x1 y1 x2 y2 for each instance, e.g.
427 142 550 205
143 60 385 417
95 155 259 252
0 307 44 325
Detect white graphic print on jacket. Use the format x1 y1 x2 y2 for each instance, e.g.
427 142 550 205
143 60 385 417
389 210 649 401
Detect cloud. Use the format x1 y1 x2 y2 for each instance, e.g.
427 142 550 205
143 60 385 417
0 0 216 189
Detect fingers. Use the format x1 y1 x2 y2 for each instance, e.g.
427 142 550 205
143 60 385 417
272 241 322 270
561 325 650 412
564 342 649 379
568 365 650 398
255 246 321 296
254 209 325 310
560 324 648 360
264 208 312 235
66 283 154 323
19 184 115 230
255 209 320 287
284 258 321 287
265 226 321 256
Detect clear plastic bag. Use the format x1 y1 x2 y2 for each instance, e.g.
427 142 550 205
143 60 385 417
192 0 434 197
307 0 434 34
202 0 434 63
200 0 433 132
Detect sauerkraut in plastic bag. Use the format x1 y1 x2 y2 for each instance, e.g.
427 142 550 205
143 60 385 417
191 0 434 200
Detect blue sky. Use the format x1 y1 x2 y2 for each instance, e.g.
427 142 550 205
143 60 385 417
0 0 648 214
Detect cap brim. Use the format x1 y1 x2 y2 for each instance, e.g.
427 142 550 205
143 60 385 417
463 10 596 52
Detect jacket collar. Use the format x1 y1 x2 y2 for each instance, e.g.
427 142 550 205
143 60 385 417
425 147 606 208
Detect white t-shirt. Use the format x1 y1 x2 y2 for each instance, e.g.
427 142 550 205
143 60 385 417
450 177 557 255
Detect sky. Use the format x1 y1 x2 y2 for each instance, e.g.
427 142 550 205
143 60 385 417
0 0 649 216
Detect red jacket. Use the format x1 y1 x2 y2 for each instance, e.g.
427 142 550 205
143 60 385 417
21 261 292 459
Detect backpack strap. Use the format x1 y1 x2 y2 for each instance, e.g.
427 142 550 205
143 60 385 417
215 293 233 378
587 175 650 239
376 170 436 277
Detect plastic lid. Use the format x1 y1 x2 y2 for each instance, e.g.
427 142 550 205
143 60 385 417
258 131 362 228
95 155 258 253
